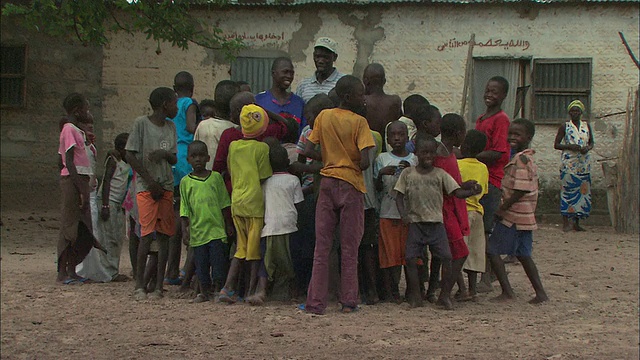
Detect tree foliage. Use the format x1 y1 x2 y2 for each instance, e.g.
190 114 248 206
1 0 244 55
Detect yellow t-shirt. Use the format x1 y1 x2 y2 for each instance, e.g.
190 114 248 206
457 157 489 215
307 108 375 193
228 139 272 217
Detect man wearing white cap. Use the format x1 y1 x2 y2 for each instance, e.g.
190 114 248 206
295 37 346 103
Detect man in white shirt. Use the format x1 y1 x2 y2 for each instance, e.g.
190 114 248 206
295 37 346 103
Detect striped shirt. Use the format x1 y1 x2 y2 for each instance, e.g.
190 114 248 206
497 149 538 231
295 68 346 103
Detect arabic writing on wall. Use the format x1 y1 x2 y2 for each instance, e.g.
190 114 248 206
437 38 530 52
224 32 286 42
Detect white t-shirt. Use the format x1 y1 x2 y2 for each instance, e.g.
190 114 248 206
194 117 238 170
261 173 304 237
374 152 418 219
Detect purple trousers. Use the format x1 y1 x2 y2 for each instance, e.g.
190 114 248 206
306 177 364 314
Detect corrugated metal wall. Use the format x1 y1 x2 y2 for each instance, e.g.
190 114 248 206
230 57 276 94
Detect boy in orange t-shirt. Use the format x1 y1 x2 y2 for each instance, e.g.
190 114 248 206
301 75 375 315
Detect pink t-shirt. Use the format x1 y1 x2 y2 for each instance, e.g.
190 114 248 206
58 123 93 176
475 110 510 189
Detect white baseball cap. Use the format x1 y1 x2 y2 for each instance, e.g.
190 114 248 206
314 37 338 55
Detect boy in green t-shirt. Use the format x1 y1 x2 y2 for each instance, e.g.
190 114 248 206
180 140 234 303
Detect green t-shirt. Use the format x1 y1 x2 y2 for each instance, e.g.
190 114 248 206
179 171 231 247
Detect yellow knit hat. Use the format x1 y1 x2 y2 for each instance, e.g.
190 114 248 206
240 104 269 139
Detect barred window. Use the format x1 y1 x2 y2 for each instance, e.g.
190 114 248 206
1 45 27 108
532 58 591 123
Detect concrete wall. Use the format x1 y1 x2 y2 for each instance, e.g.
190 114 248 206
0 19 104 210
100 3 638 219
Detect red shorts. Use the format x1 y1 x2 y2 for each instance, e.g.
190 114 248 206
136 190 175 237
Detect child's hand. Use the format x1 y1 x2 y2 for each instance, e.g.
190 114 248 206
225 223 235 237
568 144 582 152
460 180 479 191
579 145 591 154
379 166 397 176
100 206 110 221
181 231 190 246
149 181 164 201
398 160 411 169
148 149 167 163
472 183 482 195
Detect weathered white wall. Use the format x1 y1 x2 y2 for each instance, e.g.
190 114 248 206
100 3 639 215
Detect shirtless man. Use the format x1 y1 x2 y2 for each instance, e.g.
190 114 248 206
363 63 402 139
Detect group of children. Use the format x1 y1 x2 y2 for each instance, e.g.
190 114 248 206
57 63 549 312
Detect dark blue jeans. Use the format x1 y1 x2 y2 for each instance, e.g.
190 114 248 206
193 240 229 291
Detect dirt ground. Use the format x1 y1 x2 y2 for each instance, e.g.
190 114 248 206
1 209 638 360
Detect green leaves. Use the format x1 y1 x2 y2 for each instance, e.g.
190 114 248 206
1 0 244 55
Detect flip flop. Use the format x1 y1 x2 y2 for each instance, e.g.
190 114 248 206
297 304 306 311
62 278 80 285
341 305 359 313
218 288 237 304
164 277 182 286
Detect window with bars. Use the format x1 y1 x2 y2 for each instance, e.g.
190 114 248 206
1 45 27 108
532 58 591 124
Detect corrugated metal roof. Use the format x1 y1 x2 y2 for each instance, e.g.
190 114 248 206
226 0 639 6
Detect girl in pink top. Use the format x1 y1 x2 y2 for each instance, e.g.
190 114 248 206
57 93 104 285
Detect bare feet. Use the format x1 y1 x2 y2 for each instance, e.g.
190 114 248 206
562 223 573 232
246 294 265 306
408 296 423 308
528 294 549 304
573 224 586 232
489 292 515 302
147 290 163 300
112 274 130 282
476 282 494 293
436 296 454 310
133 288 147 301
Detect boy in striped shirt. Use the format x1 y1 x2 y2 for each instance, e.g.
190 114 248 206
487 118 549 304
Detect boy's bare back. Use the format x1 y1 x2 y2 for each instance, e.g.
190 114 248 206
365 93 402 135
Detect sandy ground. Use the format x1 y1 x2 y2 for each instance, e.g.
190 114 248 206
1 209 638 359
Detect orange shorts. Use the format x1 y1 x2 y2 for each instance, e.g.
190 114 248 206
378 218 409 268
136 190 175 237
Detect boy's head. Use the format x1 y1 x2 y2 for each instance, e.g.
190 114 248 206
199 99 216 119
508 118 535 152
149 87 178 119
414 133 439 169
173 71 194 95
239 104 269 139
484 76 508 109
403 94 430 119
229 91 256 125
63 93 92 123
362 63 385 94
304 93 334 129
440 113 466 147
114 132 129 158
335 75 365 115
237 81 252 93
214 80 241 120
327 87 341 108
415 104 442 137
187 140 210 172
386 121 409 153
271 57 294 90
460 129 487 158
268 144 290 173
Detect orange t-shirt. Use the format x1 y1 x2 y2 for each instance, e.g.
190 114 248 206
307 108 375 193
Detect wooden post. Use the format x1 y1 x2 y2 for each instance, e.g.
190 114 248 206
460 33 476 118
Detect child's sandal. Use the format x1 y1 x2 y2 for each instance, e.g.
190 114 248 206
218 288 237 304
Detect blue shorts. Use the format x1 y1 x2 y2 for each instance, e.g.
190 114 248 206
406 222 452 261
487 222 533 257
